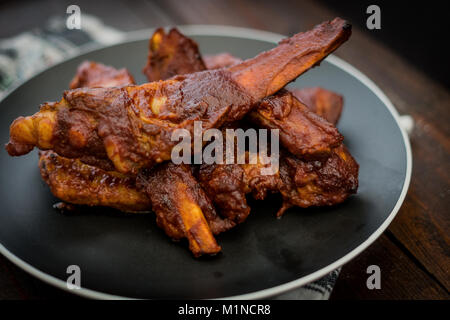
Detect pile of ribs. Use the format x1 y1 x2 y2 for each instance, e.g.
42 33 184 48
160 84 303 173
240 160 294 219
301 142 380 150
6 18 358 257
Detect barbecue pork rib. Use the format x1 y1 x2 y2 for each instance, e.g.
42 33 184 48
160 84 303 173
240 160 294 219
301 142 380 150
276 144 358 216
39 150 151 212
249 89 342 159
6 18 351 175
196 144 358 217
137 162 237 257
292 87 343 125
196 146 280 223
203 54 344 125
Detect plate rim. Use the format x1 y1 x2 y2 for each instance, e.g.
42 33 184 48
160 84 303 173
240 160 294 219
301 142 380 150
0 24 412 300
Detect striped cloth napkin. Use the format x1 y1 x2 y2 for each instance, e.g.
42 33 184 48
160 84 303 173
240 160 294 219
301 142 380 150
0 14 341 300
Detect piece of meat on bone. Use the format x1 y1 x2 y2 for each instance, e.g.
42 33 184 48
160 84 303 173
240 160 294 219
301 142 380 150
39 150 151 212
137 163 231 257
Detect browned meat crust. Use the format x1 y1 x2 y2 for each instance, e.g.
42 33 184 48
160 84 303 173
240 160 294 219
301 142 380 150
69 61 135 89
137 163 233 257
143 28 206 82
277 145 359 216
203 53 242 69
196 122 281 224
197 142 358 218
249 89 343 159
197 162 251 224
292 87 343 125
197 152 281 223
228 18 351 100
39 150 151 212
190 54 345 126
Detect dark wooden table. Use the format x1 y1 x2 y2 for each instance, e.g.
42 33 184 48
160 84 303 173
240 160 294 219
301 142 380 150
0 0 448 300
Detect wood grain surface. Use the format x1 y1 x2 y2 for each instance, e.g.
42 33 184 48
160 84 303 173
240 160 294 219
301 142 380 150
0 0 448 299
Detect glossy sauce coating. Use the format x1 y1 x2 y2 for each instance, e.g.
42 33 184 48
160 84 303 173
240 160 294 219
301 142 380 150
278 145 359 216
250 89 343 159
292 87 343 125
39 150 151 212
137 163 234 257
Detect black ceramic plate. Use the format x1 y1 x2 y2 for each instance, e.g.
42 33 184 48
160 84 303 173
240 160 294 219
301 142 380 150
0 26 411 299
